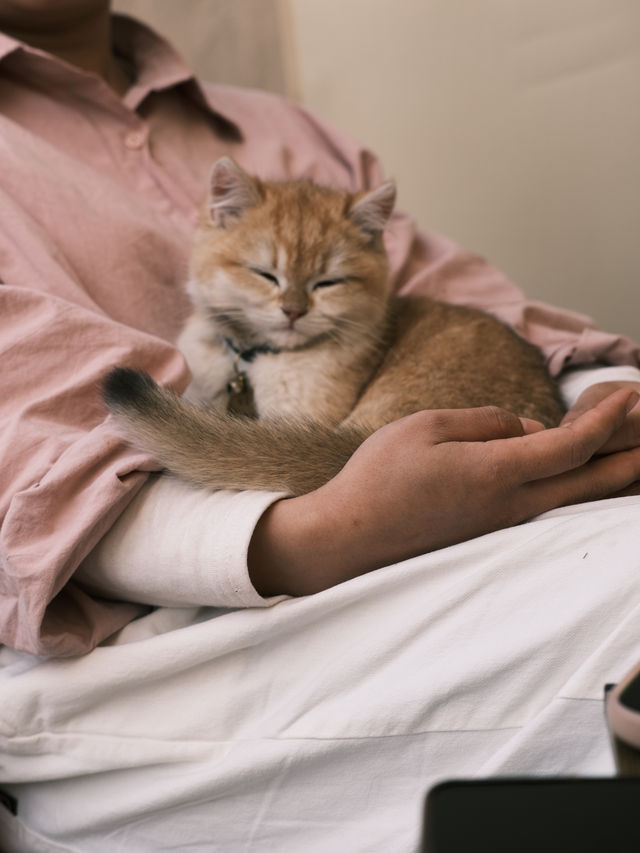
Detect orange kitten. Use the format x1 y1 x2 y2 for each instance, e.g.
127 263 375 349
104 158 564 495
177 157 394 425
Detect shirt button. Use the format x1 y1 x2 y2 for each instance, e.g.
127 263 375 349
124 130 147 150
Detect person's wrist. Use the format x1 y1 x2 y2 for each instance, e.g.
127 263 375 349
247 477 380 597
247 489 335 597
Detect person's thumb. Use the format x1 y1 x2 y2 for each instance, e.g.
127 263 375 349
427 406 540 444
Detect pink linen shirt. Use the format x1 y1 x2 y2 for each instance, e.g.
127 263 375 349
1 16 638 657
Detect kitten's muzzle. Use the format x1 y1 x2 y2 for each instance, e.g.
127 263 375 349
281 306 307 328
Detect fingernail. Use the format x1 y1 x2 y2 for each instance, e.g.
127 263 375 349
625 392 640 414
519 417 545 434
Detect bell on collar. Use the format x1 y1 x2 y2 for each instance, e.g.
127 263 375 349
227 371 248 396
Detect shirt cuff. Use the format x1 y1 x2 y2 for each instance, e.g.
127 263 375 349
558 365 640 408
76 475 289 609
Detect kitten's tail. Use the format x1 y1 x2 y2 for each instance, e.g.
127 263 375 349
102 368 367 496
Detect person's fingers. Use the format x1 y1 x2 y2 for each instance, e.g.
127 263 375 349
560 407 589 427
523 445 640 517
497 389 640 482
560 383 640 454
607 480 640 499
561 403 640 451
590 406 640 454
595 416 640 454
426 405 528 444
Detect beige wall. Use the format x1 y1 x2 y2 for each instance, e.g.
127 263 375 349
114 0 639 341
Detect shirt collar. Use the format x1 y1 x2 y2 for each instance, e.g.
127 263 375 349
0 30 22 63
112 13 194 110
0 14 241 141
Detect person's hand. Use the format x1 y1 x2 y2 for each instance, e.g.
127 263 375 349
560 380 640 498
561 381 640 453
248 389 640 597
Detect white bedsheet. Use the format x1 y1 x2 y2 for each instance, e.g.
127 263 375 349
1 495 640 852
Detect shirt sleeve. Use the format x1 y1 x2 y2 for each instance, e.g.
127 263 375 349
76 476 288 609
558 365 640 407
0 282 187 656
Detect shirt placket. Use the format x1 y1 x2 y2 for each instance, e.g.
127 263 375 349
117 111 198 235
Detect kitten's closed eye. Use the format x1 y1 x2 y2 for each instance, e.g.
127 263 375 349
313 278 346 290
250 267 280 286
250 266 345 290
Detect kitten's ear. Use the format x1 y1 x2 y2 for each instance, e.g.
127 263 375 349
208 157 263 227
349 181 396 238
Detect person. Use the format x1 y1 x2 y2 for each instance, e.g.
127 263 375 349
0 2 639 850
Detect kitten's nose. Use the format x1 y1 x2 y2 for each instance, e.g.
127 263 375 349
281 306 307 326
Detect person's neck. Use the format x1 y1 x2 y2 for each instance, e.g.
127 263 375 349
4 7 130 96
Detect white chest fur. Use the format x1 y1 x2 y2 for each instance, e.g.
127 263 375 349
245 343 367 424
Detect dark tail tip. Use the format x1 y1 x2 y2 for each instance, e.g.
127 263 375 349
102 367 158 413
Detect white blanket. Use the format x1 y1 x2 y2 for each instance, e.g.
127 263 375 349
1 495 640 852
